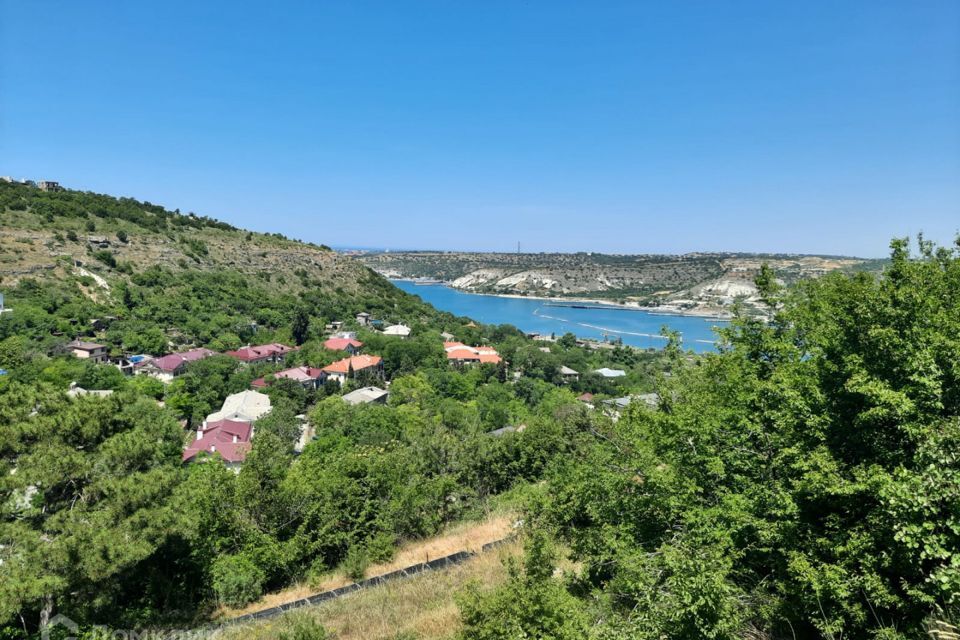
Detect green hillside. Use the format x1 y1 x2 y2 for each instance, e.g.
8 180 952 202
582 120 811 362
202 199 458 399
0 181 443 358
0 180 956 640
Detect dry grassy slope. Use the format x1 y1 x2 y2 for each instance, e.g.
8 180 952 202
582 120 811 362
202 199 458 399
221 543 519 640
0 207 369 293
217 515 519 640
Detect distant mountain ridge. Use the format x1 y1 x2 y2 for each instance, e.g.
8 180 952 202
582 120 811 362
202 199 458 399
360 250 887 316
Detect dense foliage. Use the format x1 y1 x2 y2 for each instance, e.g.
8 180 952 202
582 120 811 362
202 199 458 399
0 199 665 636
0 180 236 233
463 238 960 639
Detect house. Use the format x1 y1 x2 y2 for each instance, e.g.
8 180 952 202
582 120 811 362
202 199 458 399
323 337 363 355
440 331 455 342
67 339 108 363
594 367 626 378
577 392 594 404
444 342 502 366
356 312 372 326
559 366 580 382
207 389 272 423
120 354 152 376
382 324 411 339
324 321 344 332
251 366 326 390
139 348 216 382
182 419 252 469
322 355 384 386
602 393 659 414
226 343 296 365
38 180 61 192
67 382 114 398
341 386 390 406
603 396 634 411
331 331 357 340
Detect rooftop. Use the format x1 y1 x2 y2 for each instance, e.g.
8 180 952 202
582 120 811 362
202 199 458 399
341 386 390 405
323 355 383 374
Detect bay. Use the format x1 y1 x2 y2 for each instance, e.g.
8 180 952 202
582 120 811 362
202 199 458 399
393 281 727 353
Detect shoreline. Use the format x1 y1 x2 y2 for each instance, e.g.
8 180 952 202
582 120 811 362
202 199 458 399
391 279 734 321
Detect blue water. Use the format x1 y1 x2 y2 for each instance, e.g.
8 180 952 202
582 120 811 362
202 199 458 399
394 281 727 353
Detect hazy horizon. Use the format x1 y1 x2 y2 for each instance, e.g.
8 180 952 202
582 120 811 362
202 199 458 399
2 1 958 257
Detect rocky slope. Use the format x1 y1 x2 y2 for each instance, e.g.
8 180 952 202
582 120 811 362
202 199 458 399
361 250 885 316
0 180 371 294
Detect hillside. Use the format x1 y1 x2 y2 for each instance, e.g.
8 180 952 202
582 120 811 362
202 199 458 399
0 180 445 358
0 180 369 294
360 250 886 315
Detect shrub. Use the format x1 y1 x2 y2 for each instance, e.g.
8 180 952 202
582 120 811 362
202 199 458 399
66 230 78 242
340 545 370 582
93 250 116 268
116 229 128 243
365 531 397 564
276 617 330 640
212 554 266 608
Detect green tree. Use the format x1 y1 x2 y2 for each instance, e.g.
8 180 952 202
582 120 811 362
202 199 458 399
291 306 311 346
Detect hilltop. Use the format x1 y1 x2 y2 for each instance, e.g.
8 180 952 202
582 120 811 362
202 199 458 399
361 250 887 316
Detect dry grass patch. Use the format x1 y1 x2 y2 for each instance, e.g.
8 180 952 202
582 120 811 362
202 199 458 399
218 513 516 620
217 540 520 640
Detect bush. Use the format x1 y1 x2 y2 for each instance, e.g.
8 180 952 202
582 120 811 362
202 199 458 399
211 554 266 608
116 229 128 243
276 617 330 640
340 545 370 582
365 531 397 564
93 250 116 268
66 230 78 242
458 532 589 640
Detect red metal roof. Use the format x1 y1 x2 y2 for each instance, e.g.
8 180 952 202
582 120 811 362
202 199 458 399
251 366 326 388
183 419 253 463
323 337 363 351
226 343 296 362
151 348 217 372
322 355 382 374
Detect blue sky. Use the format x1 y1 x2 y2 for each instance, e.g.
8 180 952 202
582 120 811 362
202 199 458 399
1 1 958 257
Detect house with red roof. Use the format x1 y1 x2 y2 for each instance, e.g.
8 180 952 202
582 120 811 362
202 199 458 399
322 354 383 386
323 337 363 355
137 347 217 382
251 365 327 390
443 342 502 366
226 343 296 365
182 419 252 469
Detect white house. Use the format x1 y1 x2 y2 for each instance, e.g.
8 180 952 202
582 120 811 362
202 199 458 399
342 386 390 406
382 324 411 339
594 367 626 378
206 390 272 423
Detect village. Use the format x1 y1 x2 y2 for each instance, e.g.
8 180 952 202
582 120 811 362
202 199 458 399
55 306 659 469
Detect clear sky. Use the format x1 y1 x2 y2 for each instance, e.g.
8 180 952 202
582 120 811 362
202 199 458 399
1 1 958 257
